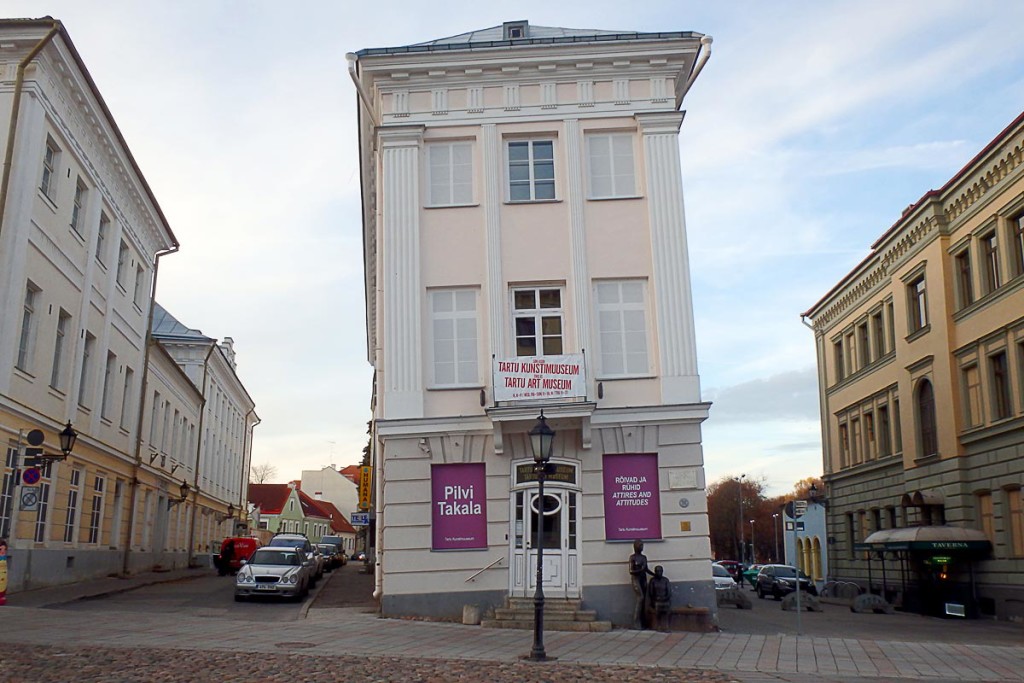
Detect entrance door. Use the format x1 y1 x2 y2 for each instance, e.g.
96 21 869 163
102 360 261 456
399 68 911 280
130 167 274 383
510 487 579 598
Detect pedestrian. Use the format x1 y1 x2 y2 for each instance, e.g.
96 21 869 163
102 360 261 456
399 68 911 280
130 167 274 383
218 539 234 576
0 537 8 606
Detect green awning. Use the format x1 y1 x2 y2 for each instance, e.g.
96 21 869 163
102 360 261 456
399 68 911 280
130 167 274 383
854 526 992 556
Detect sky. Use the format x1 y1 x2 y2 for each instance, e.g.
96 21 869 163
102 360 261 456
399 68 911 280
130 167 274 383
10 1 1024 495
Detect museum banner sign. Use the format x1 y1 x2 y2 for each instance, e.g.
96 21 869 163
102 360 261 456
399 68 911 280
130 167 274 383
602 453 662 541
431 463 487 551
492 354 586 401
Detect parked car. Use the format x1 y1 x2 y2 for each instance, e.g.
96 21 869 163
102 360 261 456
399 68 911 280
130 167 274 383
712 563 736 591
234 547 313 601
352 550 367 562
754 564 817 600
267 533 323 583
316 543 344 571
214 537 261 576
715 560 745 583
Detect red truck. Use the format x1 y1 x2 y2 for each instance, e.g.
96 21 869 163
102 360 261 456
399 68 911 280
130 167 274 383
214 537 262 575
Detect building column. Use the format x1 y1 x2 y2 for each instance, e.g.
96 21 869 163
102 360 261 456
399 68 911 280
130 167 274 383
564 119 594 387
378 126 425 419
483 124 505 363
637 112 700 404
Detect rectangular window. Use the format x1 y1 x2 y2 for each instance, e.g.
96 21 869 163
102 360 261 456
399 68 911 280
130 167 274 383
595 280 649 376
64 468 82 543
886 301 896 350
586 134 635 198
1012 214 1024 278
847 512 856 559
120 366 135 429
978 492 994 542
78 332 96 406
71 178 87 234
907 275 928 333
857 322 869 369
990 351 1012 420
429 288 479 386
864 412 876 460
893 398 903 453
100 351 117 419
426 142 472 206
838 422 850 469
116 241 130 287
96 212 110 265
1 446 17 538
963 363 983 427
34 480 51 543
149 392 160 445
513 287 563 356
981 231 1001 294
50 309 71 389
871 311 886 359
17 283 40 372
887 506 898 529
850 417 862 464
833 339 845 383
41 138 59 198
1009 488 1024 557
507 140 555 201
877 404 892 457
955 249 974 309
133 265 146 307
88 476 105 544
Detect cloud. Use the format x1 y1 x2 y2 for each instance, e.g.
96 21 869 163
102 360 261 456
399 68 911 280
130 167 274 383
703 368 821 423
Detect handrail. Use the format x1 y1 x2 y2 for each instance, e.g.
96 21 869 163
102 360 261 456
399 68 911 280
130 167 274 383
465 555 504 583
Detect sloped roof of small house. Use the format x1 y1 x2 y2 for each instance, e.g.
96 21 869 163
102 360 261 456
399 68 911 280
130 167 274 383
299 491 332 520
248 484 293 515
151 302 214 342
313 499 357 534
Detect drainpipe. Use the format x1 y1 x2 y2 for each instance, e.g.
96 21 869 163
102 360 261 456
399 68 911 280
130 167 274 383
0 21 60 240
345 53 380 128
677 35 713 106
122 244 179 576
186 342 218 567
238 409 260 531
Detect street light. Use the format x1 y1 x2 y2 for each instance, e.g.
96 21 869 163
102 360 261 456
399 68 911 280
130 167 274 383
749 519 756 564
58 422 78 458
527 411 555 662
167 480 190 510
737 474 746 563
772 512 781 563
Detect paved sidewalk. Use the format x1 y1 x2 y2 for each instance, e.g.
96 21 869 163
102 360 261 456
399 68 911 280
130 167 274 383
3 570 1023 683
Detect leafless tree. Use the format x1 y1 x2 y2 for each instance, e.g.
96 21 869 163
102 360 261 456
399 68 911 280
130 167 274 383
249 462 277 484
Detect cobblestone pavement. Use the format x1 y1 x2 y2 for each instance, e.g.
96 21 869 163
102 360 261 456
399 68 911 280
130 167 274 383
0 643 734 683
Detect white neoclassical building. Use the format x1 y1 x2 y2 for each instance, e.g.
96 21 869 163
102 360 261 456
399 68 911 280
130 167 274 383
352 21 715 626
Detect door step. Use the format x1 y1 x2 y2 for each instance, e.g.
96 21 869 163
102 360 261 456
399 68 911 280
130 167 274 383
480 597 613 632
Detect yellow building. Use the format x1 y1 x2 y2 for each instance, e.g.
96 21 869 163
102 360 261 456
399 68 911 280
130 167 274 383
803 110 1024 620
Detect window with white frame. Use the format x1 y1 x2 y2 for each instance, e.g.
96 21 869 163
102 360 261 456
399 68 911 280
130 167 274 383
133 265 146 307
78 332 96 406
17 282 40 372
120 366 135 429
71 177 87 234
427 142 473 206
96 212 110 265
100 351 117 419
512 287 563 356
64 468 82 542
586 134 635 198
595 280 649 376
429 288 479 386
40 138 59 199
116 240 130 287
50 308 71 389
507 140 555 201
34 476 51 543
907 274 928 334
981 231 1001 295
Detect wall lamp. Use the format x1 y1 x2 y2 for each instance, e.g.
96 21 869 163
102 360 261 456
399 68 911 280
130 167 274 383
217 503 235 523
167 480 190 510
24 422 78 463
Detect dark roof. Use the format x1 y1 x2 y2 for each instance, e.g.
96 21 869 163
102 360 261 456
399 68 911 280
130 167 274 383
151 302 214 342
356 21 701 57
298 491 332 520
248 484 292 515
313 500 356 534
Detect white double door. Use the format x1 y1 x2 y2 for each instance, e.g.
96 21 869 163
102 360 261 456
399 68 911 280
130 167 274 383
510 486 579 598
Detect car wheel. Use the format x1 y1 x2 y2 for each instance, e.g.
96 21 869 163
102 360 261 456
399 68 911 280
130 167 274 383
756 585 765 599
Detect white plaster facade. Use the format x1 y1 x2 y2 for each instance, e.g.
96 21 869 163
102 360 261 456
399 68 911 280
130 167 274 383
353 21 714 625
301 465 359 517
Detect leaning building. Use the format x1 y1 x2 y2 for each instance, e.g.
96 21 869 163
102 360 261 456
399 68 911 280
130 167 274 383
803 111 1024 620
351 21 714 626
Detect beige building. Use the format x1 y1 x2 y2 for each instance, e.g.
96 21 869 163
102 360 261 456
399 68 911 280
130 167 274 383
803 110 1024 620
352 21 714 626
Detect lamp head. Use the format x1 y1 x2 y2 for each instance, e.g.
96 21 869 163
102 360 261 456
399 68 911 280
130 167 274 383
59 422 77 458
529 412 555 464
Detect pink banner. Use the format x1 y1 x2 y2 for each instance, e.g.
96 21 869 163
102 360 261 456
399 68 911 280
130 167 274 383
603 453 662 541
431 463 487 550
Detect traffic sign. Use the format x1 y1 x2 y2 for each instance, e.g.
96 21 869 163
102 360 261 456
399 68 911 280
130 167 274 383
794 500 808 516
351 512 370 526
22 467 41 485
21 486 40 511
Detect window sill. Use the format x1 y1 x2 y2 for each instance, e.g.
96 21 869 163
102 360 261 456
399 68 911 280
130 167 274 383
95 259 108 272
588 194 643 202
47 386 66 400
905 324 930 344
424 203 479 210
504 199 562 205
13 366 35 380
38 190 58 213
115 282 127 295
69 226 86 245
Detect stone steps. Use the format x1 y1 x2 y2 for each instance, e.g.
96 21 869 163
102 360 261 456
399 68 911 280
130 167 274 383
481 597 613 632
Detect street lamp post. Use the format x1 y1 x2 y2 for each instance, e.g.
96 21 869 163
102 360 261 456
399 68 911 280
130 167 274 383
749 519 756 564
737 474 746 563
528 412 555 662
772 513 780 563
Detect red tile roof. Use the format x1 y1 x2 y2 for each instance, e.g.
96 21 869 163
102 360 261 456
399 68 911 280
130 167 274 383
247 484 292 515
339 465 360 484
298 490 331 520
313 499 357 534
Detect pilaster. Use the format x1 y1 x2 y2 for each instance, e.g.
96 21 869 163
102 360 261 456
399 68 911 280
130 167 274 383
564 119 594 388
637 111 700 404
378 125 426 418
483 125 505 362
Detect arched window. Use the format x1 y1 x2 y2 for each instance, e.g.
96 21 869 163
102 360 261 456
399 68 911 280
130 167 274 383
916 378 938 457
811 537 823 581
